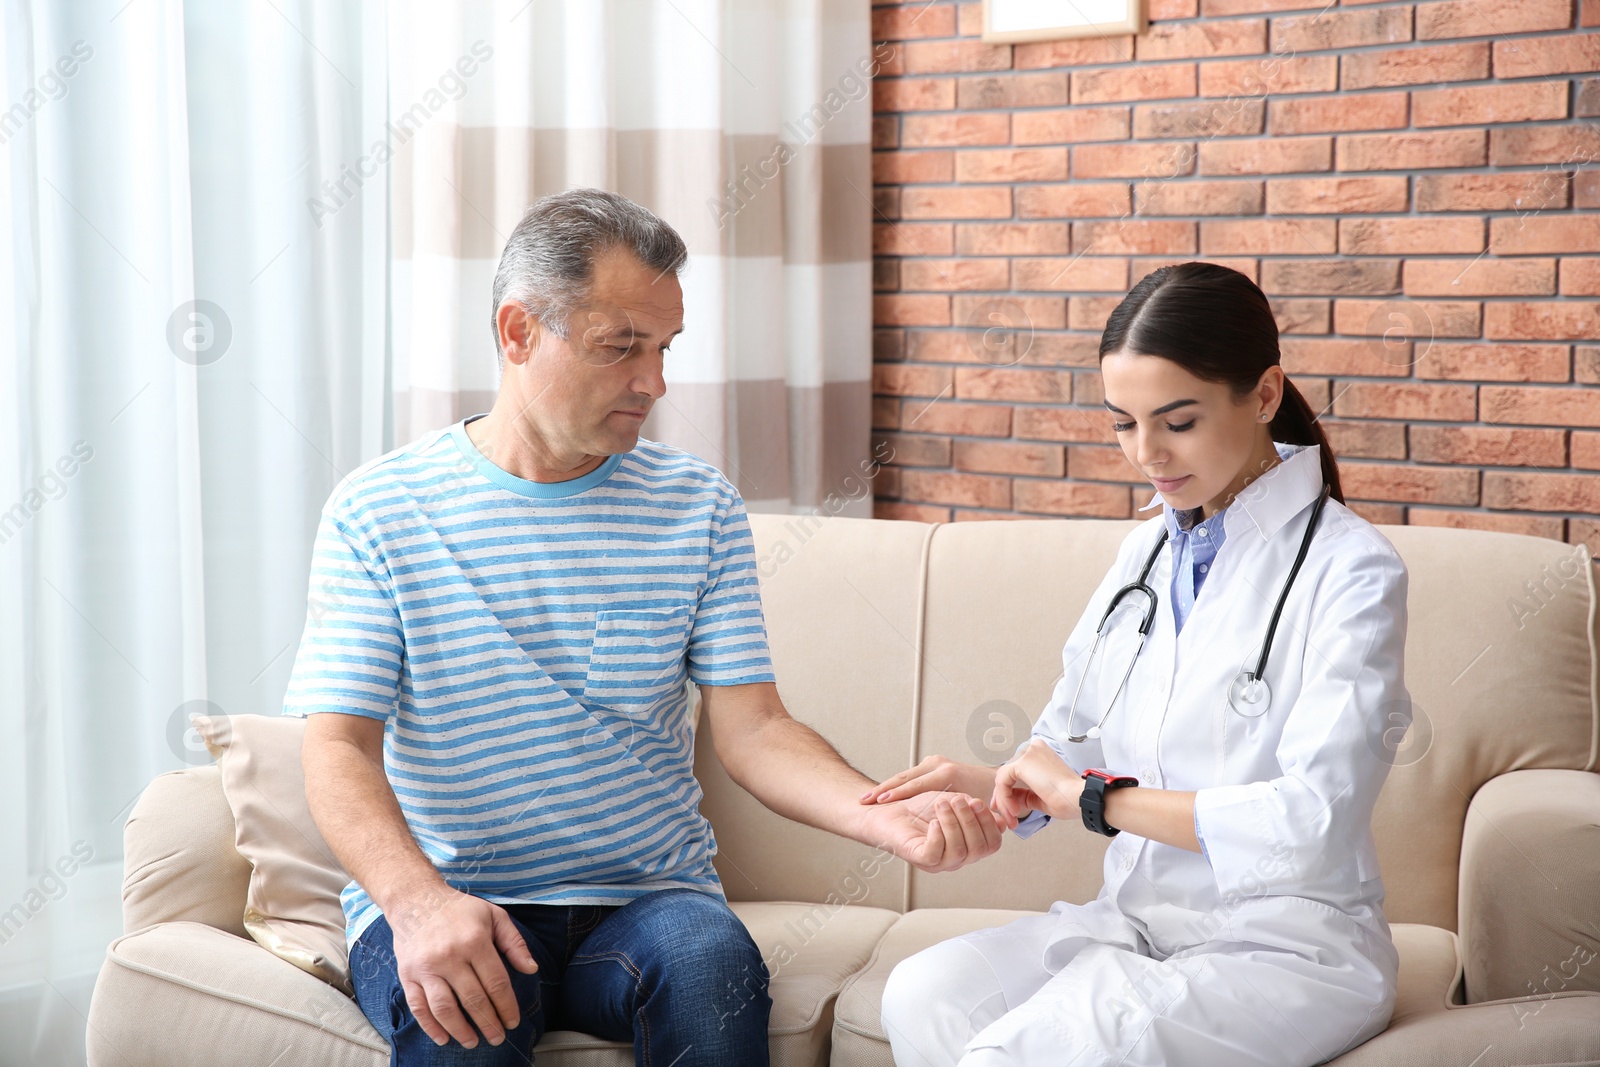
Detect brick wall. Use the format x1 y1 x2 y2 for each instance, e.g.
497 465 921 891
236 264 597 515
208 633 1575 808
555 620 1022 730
869 0 1600 553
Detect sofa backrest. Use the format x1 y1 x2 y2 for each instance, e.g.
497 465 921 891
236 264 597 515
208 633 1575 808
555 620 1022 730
706 515 1599 931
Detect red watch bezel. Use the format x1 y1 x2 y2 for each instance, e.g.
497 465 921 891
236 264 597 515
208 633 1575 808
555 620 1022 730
1083 768 1139 788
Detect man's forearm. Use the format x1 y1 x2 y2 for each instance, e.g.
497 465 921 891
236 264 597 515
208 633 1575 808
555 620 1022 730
720 713 879 843
303 736 451 932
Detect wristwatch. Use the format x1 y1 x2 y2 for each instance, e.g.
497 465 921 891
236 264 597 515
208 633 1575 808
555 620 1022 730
1079 769 1139 837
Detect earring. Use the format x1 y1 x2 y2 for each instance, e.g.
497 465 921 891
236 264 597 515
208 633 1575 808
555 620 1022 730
1260 413 1270 421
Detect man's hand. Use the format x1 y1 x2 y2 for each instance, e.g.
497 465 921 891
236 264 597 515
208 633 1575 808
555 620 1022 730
992 738 1082 829
859 791 1004 873
858 754 997 806
388 887 539 1049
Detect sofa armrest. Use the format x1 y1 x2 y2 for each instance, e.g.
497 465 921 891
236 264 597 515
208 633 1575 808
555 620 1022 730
1458 769 1600 1004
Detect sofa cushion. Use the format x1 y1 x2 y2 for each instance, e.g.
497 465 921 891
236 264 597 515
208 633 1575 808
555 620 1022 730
830 911 1468 1067
121 765 252 940
193 712 352 994
88 900 898 1067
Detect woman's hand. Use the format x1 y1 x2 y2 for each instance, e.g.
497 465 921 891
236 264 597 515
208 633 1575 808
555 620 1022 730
992 739 1082 828
860 755 997 806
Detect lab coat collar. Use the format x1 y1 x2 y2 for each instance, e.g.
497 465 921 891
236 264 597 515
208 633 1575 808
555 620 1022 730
1139 443 1325 545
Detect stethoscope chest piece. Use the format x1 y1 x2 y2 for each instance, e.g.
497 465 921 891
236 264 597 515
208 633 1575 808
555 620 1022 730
1227 671 1272 717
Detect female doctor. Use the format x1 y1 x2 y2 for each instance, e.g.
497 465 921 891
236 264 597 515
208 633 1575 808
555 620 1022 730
863 262 1410 1067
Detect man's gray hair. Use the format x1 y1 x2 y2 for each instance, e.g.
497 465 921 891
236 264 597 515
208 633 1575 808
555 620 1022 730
489 188 688 354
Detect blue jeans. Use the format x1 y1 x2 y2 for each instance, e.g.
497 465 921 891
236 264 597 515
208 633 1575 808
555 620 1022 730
347 888 771 1066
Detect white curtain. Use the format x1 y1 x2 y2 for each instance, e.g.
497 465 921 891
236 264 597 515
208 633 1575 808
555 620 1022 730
0 1 871 1063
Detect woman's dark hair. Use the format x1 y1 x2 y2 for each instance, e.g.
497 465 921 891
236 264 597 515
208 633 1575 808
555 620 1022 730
1097 261 1344 504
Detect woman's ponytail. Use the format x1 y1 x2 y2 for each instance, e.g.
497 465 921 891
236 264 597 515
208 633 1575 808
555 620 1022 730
1269 378 1344 504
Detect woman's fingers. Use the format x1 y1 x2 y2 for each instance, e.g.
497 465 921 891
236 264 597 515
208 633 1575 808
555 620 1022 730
862 756 949 803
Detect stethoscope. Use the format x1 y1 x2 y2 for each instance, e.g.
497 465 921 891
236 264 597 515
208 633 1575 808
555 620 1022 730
1064 485 1331 743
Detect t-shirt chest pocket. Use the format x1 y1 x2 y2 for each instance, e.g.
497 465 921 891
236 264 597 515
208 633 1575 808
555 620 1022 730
583 604 694 710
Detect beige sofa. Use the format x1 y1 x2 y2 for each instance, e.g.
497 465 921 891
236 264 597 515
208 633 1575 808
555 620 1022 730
88 514 1600 1066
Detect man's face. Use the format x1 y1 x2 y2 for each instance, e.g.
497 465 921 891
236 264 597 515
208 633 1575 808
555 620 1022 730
506 247 684 460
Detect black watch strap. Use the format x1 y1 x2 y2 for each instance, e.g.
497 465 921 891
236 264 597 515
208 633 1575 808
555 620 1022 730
1080 769 1139 837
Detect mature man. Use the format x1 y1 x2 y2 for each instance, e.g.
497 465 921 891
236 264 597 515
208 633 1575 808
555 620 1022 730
287 188 1003 1066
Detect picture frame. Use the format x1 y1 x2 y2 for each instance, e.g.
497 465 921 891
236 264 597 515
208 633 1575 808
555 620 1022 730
981 0 1147 43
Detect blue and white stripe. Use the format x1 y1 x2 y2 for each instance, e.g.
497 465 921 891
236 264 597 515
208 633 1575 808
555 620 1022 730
283 418 775 946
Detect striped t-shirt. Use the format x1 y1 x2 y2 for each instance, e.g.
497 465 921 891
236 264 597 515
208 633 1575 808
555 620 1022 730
282 417 776 946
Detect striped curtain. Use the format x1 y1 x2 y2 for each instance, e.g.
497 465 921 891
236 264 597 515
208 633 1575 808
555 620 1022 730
385 0 876 512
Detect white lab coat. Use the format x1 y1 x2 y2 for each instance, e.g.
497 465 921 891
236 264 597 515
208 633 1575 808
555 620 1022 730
882 443 1409 1067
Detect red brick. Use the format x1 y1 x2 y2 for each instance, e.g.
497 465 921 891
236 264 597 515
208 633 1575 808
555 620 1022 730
1282 337 1414 376
875 187 901 221
1271 297 1332 334
1413 82 1569 127
1151 0 1199 16
1489 216 1600 255
1068 296 1123 332
901 187 1012 219
1573 431 1600 469
1339 218 1485 256
1333 298 1482 338
874 363 954 397
1411 426 1568 467
901 258 1012 291
873 395 900 430
1137 19 1268 60
874 45 906 80
900 469 1012 509
901 40 1014 75
1013 36 1135 68
954 223 1070 256
1561 259 1600 295
875 294 951 326
902 113 1010 147
903 400 1014 436
1484 471 1600 512
874 78 957 112
873 464 901 498
1074 142 1196 180
873 4 957 39
1012 257 1131 292
1341 462 1480 505
1482 384 1600 427
954 366 1074 402
873 432 954 468
1072 63 1198 104
875 500 950 522
1014 480 1132 517
1015 406 1118 443
1199 54 1338 97
1321 419 1408 459
1577 171 1600 207
1016 183 1132 218
1588 0 1600 26
1269 92 1408 135
1013 107 1130 145
1198 137 1333 175
953 295 1067 332
1338 130 1487 171
1403 258 1558 297
953 439 1066 476
874 150 955 184
873 114 899 150
1067 445 1145 483
1415 172 1571 212
1484 301 1600 340
1202 218 1337 255
1342 42 1490 89
1416 342 1572 381
1490 125 1600 167
1494 33 1600 77
1259 258 1400 295
1266 176 1409 213
875 222 955 257
1408 508 1567 538
1072 220 1198 256
1135 179 1265 215
1133 99 1266 139
1333 382 1477 420
1027 334 1106 367
1348 502 1407 525
957 72 1069 109
1577 345 1600 383
1272 8 1412 52
1203 0 1318 11
1417 0 1575 40
956 148 1068 182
